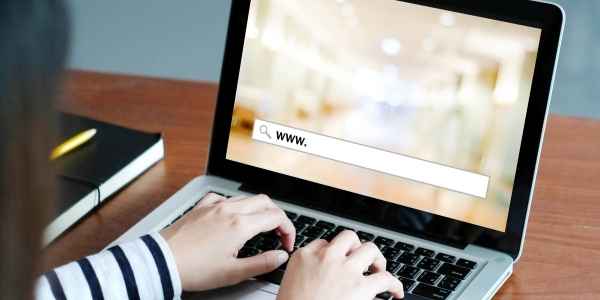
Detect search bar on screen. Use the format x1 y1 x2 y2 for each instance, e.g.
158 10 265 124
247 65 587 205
252 119 490 198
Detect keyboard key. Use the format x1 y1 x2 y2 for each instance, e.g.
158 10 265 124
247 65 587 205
302 226 326 239
438 276 461 291
417 271 441 285
437 263 470 280
398 277 415 291
292 220 308 232
412 284 451 300
435 253 456 263
376 292 392 299
256 236 279 251
417 257 441 271
321 231 337 241
296 215 316 226
397 252 420 265
300 237 315 247
259 231 279 242
315 220 335 230
257 240 279 251
245 235 262 248
456 258 477 269
415 247 435 258
394 241 415 251
238 247 260 258
382 247 401 261
277 261 288 271
293 235 306 248
374 236 395 249
386 261 401 273
396 265 420 279
284 211 298 221
357 231 375 242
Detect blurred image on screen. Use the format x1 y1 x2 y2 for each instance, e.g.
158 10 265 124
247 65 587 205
226 0 542 232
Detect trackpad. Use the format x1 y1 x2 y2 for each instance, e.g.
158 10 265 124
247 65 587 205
184 280 278 300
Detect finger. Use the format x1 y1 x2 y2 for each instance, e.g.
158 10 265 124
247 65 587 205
244 208 296 251
328 230 361 256
233 250 289 282
195 193 227 208
348 242 386 273
227 194 277 214
301 238 328 252
364 271 404 299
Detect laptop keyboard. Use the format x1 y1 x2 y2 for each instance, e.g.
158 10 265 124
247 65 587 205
166 193 478 300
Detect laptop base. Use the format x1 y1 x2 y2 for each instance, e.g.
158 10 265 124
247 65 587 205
110 176 513 300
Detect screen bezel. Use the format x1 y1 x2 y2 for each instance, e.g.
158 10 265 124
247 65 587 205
207 0 564 259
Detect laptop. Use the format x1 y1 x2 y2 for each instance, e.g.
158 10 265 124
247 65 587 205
111 0 564 299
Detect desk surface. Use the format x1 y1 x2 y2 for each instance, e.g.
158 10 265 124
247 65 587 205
43 71 600 299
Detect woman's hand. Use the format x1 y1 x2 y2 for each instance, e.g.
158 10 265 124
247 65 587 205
277 230 404 300
160 193 295 291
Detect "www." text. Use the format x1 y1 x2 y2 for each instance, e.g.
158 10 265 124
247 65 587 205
276 131 307 147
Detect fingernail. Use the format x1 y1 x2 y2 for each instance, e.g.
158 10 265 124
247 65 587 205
398 286 405 299
276 251 289 264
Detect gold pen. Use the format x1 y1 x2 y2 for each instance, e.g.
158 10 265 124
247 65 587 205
50 129 97 160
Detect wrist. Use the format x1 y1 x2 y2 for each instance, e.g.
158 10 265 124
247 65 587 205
149 232 184 297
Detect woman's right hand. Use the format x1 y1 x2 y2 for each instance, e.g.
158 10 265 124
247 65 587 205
277 230 404 300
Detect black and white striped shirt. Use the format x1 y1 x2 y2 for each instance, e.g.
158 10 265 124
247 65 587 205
37 233 182 300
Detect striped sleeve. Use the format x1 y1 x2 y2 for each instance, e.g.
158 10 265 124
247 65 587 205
36 233 182 300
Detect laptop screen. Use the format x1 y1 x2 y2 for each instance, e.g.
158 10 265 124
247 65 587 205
225 0 542 232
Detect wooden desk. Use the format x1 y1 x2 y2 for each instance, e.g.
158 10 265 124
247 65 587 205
43 71 600 299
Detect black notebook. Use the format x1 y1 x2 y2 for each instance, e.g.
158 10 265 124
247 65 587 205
44 113 164 245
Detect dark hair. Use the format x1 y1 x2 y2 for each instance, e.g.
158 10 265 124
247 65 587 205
0 0 69 299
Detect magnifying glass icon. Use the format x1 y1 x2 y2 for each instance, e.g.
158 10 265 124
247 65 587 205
259 125 271 139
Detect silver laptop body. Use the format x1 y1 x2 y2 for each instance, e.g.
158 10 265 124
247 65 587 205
113 175 515 300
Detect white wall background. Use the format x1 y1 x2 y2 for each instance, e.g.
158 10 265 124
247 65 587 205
67 0 600 119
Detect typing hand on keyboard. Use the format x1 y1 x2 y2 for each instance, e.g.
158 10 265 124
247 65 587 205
276 230 404 300
244 211 476 300
160 193 296 292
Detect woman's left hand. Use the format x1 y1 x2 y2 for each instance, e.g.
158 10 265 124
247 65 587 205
161 193 296 291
